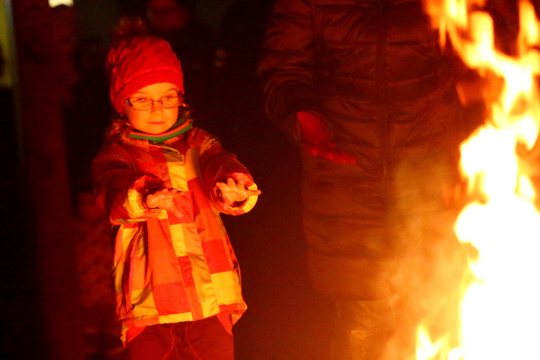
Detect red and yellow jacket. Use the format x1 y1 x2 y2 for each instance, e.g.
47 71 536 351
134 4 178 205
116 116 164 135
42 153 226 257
92 125 257 341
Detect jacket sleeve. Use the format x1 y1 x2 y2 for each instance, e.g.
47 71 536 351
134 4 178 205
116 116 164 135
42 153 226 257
92 143 165 225
257 0 321 144
195 130 258 216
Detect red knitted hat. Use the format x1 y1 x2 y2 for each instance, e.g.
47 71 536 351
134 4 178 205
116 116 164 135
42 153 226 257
106 34 184 114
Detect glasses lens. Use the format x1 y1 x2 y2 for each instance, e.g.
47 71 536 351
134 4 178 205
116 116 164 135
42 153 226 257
162 95 180 109
127 92 182 111
129 98 152 111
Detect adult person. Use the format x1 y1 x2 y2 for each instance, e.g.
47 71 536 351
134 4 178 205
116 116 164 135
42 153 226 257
258 1 482 359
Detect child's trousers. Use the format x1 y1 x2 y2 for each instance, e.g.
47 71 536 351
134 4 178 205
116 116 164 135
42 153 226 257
125 315 234 360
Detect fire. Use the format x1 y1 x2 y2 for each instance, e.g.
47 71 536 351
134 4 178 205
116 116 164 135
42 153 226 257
417 0 540 359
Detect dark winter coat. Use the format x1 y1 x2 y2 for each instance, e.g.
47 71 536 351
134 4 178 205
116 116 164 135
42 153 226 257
259 0 475 299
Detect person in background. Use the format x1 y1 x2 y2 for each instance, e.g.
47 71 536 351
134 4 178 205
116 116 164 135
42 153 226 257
258 1 483 359
51 4 78 108
212 0 273 139
144 0 216 119
74 190 125 360
92 19 260 360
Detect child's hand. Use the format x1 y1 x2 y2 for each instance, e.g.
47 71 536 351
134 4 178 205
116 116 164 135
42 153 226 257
215 173 261 210
145 188 183 218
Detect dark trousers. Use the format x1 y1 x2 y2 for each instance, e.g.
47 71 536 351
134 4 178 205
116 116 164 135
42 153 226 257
125 316 234 360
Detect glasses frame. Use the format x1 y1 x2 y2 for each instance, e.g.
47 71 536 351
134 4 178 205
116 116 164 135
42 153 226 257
125 91 183 112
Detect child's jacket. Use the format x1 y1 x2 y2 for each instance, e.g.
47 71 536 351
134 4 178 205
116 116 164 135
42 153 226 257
92 126 257 338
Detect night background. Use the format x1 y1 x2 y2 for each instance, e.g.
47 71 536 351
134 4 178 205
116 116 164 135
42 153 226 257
0 0 334 359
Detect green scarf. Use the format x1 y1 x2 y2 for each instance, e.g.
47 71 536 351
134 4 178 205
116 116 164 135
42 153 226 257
128 116 193 143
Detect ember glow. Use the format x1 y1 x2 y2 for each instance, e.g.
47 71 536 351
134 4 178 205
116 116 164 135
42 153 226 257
418 0 540 359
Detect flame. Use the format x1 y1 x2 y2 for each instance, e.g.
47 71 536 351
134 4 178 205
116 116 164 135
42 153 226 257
417 1 540 359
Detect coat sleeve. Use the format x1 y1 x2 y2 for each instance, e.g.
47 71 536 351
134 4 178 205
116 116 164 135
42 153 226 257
195 130 258 216
257 0 320 144
92 143 164 225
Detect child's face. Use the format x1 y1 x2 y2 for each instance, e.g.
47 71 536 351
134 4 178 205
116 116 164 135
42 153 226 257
124 82 181 134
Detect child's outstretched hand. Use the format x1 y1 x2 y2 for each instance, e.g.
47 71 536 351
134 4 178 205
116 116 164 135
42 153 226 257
215 173 261 211
145 188 184 218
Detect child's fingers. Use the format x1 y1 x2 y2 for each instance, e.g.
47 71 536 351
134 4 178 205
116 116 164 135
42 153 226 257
162 188 178 196
248 189 262 196
227 178 237 188
236 179 246 189
145 192 162 208
215 179 260 209
146 188 183 211
216 182 228 193
230 173 246 182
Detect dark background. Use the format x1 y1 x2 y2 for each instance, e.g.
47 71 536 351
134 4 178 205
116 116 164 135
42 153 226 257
0 0 334 359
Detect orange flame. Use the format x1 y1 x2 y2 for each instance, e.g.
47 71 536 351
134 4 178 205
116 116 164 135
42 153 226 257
418 1 540 359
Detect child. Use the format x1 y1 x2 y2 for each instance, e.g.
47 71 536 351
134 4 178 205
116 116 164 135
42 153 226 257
92 19 261 360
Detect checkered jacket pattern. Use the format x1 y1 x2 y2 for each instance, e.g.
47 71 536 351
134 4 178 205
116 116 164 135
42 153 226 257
92 127 257 340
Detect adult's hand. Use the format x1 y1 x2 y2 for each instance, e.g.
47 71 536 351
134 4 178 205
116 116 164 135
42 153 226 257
296 111 356 164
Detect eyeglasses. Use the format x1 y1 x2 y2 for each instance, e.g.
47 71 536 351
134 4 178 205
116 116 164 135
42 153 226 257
125 93 183 111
